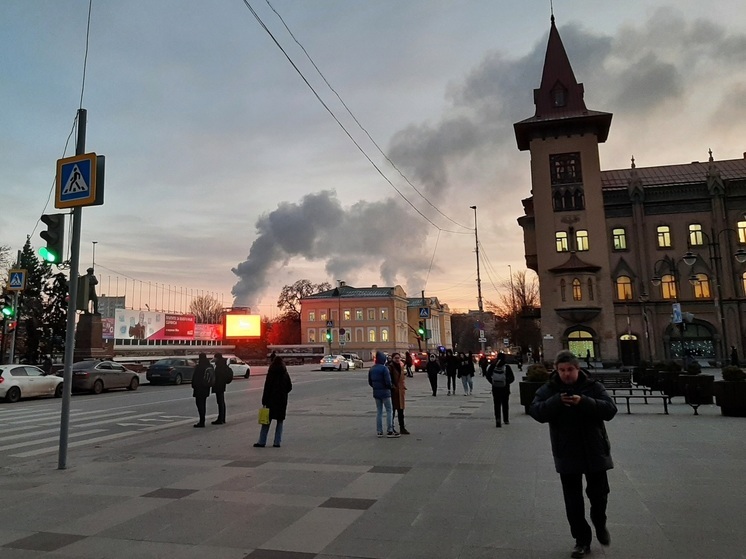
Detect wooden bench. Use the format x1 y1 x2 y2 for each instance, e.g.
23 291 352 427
591 371 632 389
609 387 670 414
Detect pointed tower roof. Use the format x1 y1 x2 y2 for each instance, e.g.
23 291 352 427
514 17 612 151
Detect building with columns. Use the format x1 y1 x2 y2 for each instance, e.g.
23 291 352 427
515 17 746 365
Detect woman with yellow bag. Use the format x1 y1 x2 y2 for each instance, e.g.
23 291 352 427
254 355 293 448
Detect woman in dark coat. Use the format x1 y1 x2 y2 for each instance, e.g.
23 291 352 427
425 353 440 396
254 356 293 447
191 353 212 428
211 353 231 424
445 349 458 395
388 352 409 434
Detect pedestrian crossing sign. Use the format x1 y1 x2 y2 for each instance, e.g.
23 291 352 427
7 269 26 291
56 152 104 208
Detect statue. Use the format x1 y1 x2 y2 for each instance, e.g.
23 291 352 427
85 267 99 315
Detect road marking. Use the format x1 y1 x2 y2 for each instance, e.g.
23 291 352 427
0 429 105 451
11 431 141 458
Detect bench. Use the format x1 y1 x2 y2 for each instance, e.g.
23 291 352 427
609 387 670 414
591 371 632 389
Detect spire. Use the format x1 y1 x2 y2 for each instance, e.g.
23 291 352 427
628 155 644 202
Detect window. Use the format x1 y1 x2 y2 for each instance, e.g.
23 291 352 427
550 153 582 185
552 85 567 107
368 328 376 342
308 311 315 322
688 224 704 246
320 312 327 321
587 278 594 301
343 309 351 321
612 228 627 250
380 308 389 320
576 230 589 251
661 274 677 299
616 276 633 300
367 308 375 320
657 225 672 248
560 279 566 302
572 278 582 301
355 309 363 320
331 310 338 322
692 273 711 298
742 271 746 295
381 328 389 342
556 232 569 252
739 221 746 244
308 329 316 343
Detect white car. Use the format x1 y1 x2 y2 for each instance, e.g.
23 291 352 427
212 355 251 379
341 353 364 370
0 364 64 403
320 355 350 371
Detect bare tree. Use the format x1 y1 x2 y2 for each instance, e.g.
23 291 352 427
0 244 12 285
486 269 541 353
189 294 223 324
277 279 332 320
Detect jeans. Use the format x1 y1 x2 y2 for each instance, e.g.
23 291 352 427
461 376 473 394
374 396 393 433
560 471 610 546
258 420 284 446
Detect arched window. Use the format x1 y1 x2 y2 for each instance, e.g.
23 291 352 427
567 329 594 359
563 191 573 210
742 272 746 295
616 276 633 300
573 190 585 210
587 278 594 301
560 279 566 302
691 273 711 298
553 191 564 210
661 274 677 299
572 278 582 301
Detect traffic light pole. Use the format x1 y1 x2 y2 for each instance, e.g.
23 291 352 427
7 251 21 364
58 108 86 470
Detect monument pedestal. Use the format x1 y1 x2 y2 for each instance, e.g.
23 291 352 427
75 314 105 361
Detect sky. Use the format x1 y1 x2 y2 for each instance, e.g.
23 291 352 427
2 0 746 318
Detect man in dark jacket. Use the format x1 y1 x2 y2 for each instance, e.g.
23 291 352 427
529 350 617 559
368 351 398 438
211 353 232 424
487 352 515 427
191 353 213 428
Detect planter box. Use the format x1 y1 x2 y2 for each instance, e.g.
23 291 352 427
678 374 714 407
519 381 546 414
713 380 746 417
656 371 683 397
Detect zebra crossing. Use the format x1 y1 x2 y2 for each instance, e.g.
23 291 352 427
0 405 194 459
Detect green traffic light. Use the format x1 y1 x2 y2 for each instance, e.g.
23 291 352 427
1 305 13 318
39 246 60 263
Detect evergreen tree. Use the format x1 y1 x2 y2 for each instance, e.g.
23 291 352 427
17 237 53 363
42 272 69 360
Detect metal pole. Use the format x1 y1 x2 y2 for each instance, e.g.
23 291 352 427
421 290 428 353
509 264 517 336
470 206 485 352
8 250 21 364
711 231 727 365
92 241 97 270
59 108 86 470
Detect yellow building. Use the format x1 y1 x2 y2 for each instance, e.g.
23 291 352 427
300 282 452 360
515 17 746 365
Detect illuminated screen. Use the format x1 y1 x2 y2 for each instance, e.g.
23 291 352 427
224 314 261 339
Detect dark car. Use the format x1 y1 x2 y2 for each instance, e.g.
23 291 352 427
413 352 429 371
70 360 140 394
146 358 196 385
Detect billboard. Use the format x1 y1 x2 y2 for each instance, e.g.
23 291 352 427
224 313 261 339
115 309 196 341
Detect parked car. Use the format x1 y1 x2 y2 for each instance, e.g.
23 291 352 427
341 353 364 370
413 352 429 371
0 364 64 403
146 358 196 385
70 360 140 394
320 355 350 371
213 355 251 379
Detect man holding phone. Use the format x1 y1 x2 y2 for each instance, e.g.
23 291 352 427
529 350 617 559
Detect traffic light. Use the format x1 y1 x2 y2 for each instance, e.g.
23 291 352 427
1 294 13 318
39 213 65 264
417 321 425 337
325 329 332 341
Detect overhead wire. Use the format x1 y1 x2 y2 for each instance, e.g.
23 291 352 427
241 0 470 235
263 0 472 232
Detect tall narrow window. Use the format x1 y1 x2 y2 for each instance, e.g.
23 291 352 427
368 328 376 342
657 225 672 248
308 311 315 322
320 312 327 321
692 274 711 298
612 228 627 250
576 230 589 251
616 276 633 300
560 279 567 302
308 330 316 343
587 278 594 301
343 310 351 321
661 274 677 299
556 232 569 252
688 224 704 246
381 328 389 342
355 309 363 320
738 221 746 244
572 278 582 301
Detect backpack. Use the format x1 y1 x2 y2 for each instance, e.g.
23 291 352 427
225 366 233 384
491 364 507 388
203 366 215 387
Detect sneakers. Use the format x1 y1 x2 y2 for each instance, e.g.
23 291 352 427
571 544 591 558
386 430 400 438
253 443 265 447
377 432 383 438
595 525 610 546
272 443 281 448
399 427 410 435
447 391 451 395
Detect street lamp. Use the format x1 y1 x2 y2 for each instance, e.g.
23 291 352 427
91 241 97 271
470 205 485 353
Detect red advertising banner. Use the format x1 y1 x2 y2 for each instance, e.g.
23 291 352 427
164 314 195 338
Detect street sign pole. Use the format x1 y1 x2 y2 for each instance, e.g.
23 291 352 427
59 108 86 470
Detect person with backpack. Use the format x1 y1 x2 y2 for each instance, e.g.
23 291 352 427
254 356 293 447
487 351 515 427
191 353 214 428
211 353 233 425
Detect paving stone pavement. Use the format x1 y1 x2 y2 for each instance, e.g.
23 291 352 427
0 371 744 559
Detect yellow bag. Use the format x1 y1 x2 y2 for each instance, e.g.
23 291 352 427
258 407 270 425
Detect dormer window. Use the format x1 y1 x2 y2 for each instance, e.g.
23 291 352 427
551 83 567 107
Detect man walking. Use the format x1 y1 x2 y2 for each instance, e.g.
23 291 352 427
529 350 617 558
487 351 514 427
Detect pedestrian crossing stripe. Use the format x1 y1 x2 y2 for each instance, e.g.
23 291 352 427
61 163 90 195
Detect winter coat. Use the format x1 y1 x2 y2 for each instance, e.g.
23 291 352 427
445 354 458 376
404 352 414 367
486 360 515 393
368 351 392 400
191 357 212 398
388 361 406 410
212 358 231 394
426 357 441 377
262 360 293 421
529 369 617 475
457 355 474 378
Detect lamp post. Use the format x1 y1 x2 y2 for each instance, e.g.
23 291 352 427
681 228 746 365
650 257 687 360
91 241 97 271
470 205 485 353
